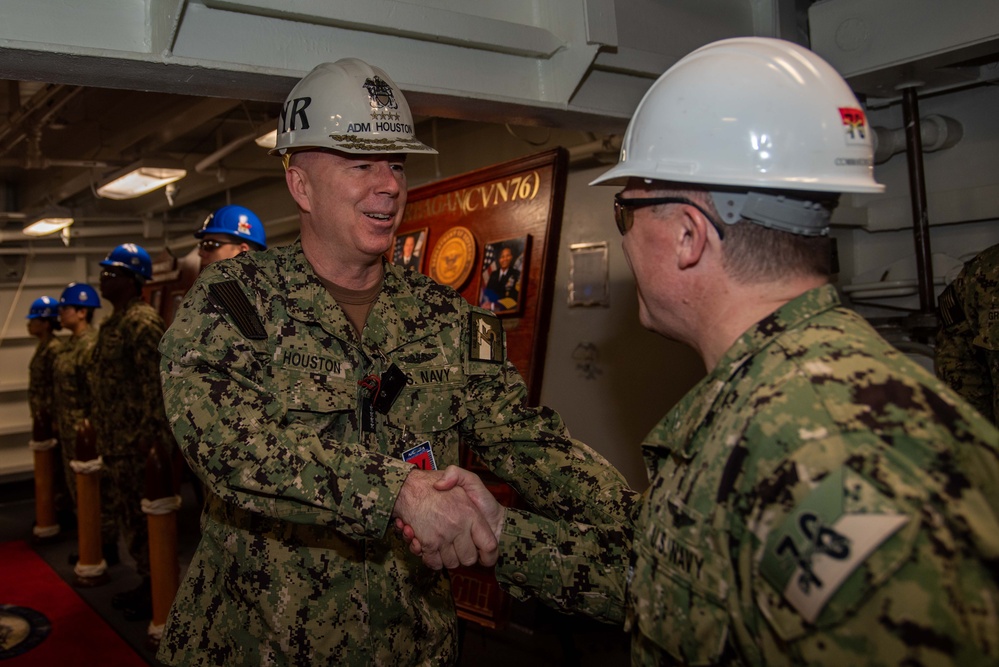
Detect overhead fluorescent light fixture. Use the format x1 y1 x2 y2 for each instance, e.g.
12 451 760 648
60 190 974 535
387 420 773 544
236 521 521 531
254 128 277 149
97 161 187 200
23 207 74 237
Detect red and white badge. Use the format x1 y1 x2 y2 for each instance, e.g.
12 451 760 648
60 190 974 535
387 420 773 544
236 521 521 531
838 107 868 145
402 441 437 471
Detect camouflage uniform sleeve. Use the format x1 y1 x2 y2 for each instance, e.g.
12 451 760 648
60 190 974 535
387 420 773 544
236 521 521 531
160 281 411 537
460 313 637 527
455 306 638 620
495 506 635 624
79 334 95 420
936 275 994 420
751 430 999 665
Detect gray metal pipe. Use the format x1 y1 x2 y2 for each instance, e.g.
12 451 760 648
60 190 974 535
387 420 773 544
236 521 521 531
901 86 935 315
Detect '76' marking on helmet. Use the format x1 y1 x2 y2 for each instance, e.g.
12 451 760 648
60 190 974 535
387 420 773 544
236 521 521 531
838 107 867 144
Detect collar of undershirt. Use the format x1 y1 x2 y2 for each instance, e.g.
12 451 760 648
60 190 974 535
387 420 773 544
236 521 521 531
317 274 383 305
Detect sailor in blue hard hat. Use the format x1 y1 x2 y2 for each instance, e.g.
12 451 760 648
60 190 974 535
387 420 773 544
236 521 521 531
195 204 267 270
100 243 153 281
26 297 62 411
99 243 153 308
58 282 101 315
57 282 100 345
26 295 61 323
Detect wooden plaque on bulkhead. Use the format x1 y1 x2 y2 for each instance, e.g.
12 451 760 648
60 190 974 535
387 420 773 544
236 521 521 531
396 148 568 405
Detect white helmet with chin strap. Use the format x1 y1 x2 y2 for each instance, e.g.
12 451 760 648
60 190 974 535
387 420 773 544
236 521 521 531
272 58 437 157
591 37 884 236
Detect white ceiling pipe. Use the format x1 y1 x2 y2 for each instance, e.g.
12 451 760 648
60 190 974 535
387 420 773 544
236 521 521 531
0 245 164 255
194 128 264 173
567 135 622 164
872 114 964 164
0 158 114 169
0 219 195 245
0 84 66 148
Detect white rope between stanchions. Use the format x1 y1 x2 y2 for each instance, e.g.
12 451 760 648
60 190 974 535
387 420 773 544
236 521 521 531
70 456 103 474
142 495 182 515
28 438 58 451
148 621 165 642
32 523 60 538
74 559 107 578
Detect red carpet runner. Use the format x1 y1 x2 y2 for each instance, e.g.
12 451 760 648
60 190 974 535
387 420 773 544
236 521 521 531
0 541 148 665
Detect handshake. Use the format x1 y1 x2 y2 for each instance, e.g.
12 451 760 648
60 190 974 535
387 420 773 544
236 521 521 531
392 465 505 571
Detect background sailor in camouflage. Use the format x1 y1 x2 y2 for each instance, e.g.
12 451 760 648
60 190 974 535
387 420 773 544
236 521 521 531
157 58 634 667
936 242 999 424
91 243 174 620
418 38 999 667
26 296 62 433
52 283 100 504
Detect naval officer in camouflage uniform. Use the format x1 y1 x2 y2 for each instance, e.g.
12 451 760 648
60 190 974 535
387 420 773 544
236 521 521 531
91 243 174 619
26 296 63 436
157 58 634 666
52 283 101 503
419 38 999 666
936 242 999 424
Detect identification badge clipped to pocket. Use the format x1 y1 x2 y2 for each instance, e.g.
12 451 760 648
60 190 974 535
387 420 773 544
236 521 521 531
402 441 437 470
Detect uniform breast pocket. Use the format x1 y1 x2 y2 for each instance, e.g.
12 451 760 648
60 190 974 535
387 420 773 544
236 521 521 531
278 372 357 432
628 516 731 665
384 383 464 471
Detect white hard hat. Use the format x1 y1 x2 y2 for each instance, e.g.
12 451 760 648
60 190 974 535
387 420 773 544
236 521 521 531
272 58 437 156
591 37 883 195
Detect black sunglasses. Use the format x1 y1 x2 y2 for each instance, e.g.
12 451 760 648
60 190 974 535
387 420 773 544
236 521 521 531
199 239 240 252
613 193 725 240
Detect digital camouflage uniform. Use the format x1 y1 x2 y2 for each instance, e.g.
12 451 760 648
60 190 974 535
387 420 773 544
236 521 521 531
937 242 999 424
90 297 173 577
157 241 635 667
28 335 62 426
496 285 999 666
51 327 97 502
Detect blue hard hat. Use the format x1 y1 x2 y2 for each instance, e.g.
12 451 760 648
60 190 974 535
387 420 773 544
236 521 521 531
195 205 267 249
26 296 59 319
100 243 153 281
59 283 102 308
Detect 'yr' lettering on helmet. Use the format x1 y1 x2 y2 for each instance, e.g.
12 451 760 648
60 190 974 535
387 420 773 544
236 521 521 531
280 97 312 134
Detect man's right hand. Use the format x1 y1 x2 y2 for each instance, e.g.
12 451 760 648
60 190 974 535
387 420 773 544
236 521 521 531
392 467 499 570
396 466 506 568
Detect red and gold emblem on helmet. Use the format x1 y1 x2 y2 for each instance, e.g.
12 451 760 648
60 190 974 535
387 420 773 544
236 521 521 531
838 107 867 145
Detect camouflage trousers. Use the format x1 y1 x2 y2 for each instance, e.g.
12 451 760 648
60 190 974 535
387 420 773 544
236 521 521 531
101 453 150 576
57 427 77 506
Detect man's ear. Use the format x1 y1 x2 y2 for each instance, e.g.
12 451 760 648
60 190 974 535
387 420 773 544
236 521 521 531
285 164 313 213
677 205 710 270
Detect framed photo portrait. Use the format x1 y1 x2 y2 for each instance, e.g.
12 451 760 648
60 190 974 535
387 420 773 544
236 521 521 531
392 228 428 273
478 235 529 316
